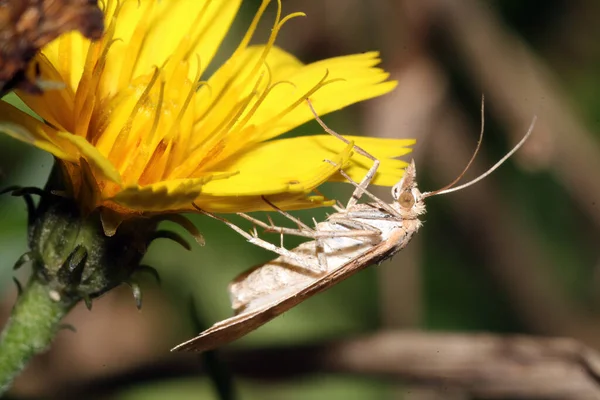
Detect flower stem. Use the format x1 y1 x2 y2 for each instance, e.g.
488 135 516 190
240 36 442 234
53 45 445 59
0 275 78 394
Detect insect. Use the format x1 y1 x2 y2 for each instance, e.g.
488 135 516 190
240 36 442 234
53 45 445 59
172 100 536 352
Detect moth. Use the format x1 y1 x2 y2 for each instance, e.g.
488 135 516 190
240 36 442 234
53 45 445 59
172 101 536 352
0 0 104 94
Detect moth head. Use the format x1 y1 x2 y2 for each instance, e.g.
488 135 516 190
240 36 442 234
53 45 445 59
391 160 425 218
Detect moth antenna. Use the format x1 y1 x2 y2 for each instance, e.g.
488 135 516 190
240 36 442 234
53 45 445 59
423 115 537 198
422 95 486 198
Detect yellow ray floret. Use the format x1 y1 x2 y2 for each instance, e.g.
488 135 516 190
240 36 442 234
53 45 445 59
0 0 415 225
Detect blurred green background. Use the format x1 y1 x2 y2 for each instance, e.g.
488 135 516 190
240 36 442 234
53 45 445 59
2 0 600 398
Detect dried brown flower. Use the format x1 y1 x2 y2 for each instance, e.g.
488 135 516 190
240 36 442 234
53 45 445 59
0 0 104 94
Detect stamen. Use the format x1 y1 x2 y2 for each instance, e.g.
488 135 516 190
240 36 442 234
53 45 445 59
73 42 102 132
193 1 300 128
171 91 259 179
147 79 166 144
222 76 298 151
74 1 123 135
233 67 289 133
139 140 167 185
194 72 266 152
156 141 174 182
57 35 72 84
117 0 154 90
121 78 166 185
165 57 203 143
163 1 212 79
78 38 121 140
191 0 276 124
187 142 227 179
182 1 216 62
164 78 208 179
243 9 305 88
209 91 258 142
89 83 136 146
107 67 161 165
232 0 271 58
261 71 345 132
235 5 305 106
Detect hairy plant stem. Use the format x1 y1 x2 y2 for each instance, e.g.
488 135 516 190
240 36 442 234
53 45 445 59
0 165 159 394
0 275 79 394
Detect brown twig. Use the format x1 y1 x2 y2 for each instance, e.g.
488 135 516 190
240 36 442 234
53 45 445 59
53 331 600 400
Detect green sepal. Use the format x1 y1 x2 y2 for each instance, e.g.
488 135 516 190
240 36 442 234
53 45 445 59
12 278 23 297
13 252 33 270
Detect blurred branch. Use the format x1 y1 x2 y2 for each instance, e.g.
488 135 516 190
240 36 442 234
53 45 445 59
53 331 600 400
365 0 600 353
423 0 600 232
426 100 600 350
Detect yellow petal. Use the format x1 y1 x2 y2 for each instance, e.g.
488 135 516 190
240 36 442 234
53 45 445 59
2 0 415 219
189 47 398 168
16 55 77 131
57 132 122 184
40 0 242 99
250 48 398 141
0 101 74 160
111 177 208 212
192 193 336 214
120 0 241 85
200 135 414 196
39 31 87 95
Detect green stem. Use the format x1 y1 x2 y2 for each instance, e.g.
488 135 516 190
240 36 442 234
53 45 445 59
0 276 78 394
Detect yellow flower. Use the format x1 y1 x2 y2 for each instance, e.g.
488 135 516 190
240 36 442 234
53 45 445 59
0 0 414 231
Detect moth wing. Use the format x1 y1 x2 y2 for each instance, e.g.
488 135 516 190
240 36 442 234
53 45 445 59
171 228 406 352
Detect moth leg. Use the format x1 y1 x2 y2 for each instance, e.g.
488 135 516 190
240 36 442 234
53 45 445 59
327 217 382 235
193 206 321 273
315 229 380 238
313 218 328 272
324 160 400 217
260 197 380 238
345 155 379 209
237 212 316 239
261 196 314 231
238 212 378 239
324 218 382 243
306 98 380 208
332 201 345 212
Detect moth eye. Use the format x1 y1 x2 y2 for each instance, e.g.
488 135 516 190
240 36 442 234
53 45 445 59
398 191 415 209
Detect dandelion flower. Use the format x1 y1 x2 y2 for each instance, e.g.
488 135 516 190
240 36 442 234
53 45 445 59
0 1 416 384
0 0 414 233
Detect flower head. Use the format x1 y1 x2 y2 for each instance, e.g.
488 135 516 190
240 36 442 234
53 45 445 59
0 0 414 232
